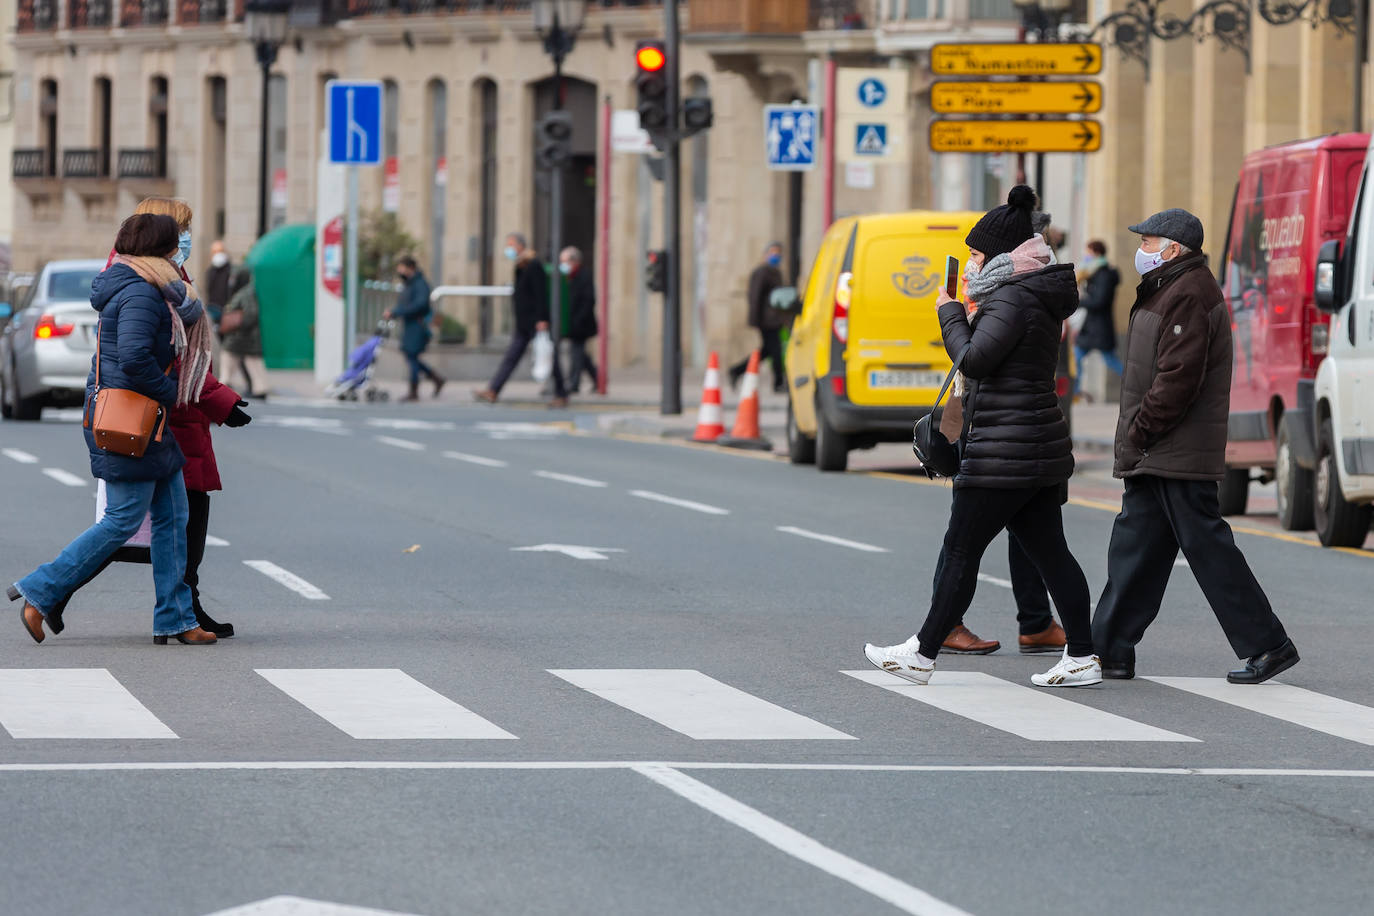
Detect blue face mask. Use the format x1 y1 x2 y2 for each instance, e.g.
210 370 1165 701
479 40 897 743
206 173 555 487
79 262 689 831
559 262 573 276
504 246 519 262
173 231 192 267
766 253 782 268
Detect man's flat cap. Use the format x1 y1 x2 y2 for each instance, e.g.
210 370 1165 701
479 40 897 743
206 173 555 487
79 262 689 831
1128 208 1204 252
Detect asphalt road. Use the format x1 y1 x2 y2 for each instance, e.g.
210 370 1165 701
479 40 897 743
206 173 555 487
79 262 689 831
2 399 1373 916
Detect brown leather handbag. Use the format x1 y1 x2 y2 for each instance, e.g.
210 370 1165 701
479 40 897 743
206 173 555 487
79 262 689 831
84 321 169 458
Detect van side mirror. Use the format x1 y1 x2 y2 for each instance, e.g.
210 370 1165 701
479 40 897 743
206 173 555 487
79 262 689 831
1315 239 1342 313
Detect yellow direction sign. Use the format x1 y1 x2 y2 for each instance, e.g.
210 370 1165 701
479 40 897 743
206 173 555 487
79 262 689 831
931 81 1102 115
931 43 1103 76
930 120 1103 154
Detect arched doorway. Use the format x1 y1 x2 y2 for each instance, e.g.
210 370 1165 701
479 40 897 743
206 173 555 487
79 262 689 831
531 75 598 268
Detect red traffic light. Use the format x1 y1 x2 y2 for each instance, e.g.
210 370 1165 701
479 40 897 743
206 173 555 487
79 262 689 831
636 42 666 73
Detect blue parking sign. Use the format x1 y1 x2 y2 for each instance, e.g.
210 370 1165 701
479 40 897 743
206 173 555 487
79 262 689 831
764 104 819 172
327 80 384 166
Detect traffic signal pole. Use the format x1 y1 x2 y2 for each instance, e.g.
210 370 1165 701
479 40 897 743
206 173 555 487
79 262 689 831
662 0 683 415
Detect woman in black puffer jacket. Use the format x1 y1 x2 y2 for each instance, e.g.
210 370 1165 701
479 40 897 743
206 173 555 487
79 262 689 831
864 186 1098 688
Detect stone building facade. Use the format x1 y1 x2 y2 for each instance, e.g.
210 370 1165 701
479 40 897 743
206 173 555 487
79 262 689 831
10 0 1031 370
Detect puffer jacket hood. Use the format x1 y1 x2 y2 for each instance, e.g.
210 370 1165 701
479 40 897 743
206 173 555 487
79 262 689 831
936 263 1076 489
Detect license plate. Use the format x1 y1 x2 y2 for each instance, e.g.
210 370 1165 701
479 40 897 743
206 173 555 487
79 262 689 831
868 370 944 390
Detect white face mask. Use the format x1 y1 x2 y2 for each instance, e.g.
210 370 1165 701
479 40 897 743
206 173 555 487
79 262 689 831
211 252 229 268
1135 244 1171 275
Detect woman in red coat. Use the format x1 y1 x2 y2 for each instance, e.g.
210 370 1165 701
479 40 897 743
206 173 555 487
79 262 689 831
39 199 250 638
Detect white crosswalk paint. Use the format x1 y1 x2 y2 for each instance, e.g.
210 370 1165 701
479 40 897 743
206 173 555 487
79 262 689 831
636 765 971 916
0 669 177 739
550 669 854 740
366 418 456 431
533 470 608 488
205 535 230 547
374 435 425 451
629 490 730 516
243 561 330 600
442 451 508 468
42 468 88 487
257 669 516 739
844 670 1199 742
776 526 888 553
1149 677 1374 746
2 448 38 464
976 573 1012 589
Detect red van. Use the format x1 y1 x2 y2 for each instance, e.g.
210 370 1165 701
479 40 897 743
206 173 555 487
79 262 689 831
1217 133 1368 529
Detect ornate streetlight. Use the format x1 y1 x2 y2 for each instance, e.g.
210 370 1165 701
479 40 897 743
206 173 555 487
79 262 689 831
532 0 588 112
245 0 291 238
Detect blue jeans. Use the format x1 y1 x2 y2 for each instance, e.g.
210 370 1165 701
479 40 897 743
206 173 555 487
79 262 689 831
405 352 439 387
1074 345 1124 393
13 472 197 636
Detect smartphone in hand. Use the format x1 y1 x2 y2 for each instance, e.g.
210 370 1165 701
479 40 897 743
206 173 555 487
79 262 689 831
945 255 960 299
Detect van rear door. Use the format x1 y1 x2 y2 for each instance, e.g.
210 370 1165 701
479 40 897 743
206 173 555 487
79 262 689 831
845 221 972 408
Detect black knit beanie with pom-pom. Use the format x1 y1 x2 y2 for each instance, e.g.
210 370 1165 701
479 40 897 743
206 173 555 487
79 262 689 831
966 185 1037 259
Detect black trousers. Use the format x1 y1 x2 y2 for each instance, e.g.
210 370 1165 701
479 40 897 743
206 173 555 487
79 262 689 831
488 329 567 398
731 327 785 389
50 489 212 618
1092 476 1288 663
918 484 1093 659
569 337 598 392
941 534 1055 638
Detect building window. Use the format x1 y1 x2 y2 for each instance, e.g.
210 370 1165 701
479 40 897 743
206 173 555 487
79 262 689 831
477 77 498 339
968 0 1014 19
208 76 228 236
427 79 447 282
40 79 59 177
150 76 169 177
269 73 288 228
93 77 113 177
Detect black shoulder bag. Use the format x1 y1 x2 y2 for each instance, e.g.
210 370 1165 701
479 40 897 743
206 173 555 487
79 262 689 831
913 344 973 479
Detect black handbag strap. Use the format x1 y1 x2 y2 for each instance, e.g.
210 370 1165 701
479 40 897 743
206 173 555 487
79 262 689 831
932 344 971 412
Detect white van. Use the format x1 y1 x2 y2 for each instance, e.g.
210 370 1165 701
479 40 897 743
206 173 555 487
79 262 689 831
1308 141 1374 548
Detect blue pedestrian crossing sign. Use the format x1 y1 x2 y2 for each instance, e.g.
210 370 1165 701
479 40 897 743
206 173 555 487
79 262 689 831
764 104 819 172
857 78 887 108
326 80 384 166
855 123 888 157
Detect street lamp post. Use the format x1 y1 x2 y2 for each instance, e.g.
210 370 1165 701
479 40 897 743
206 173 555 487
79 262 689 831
245 0 291 239
532 0 587 368
1013 0 1074 199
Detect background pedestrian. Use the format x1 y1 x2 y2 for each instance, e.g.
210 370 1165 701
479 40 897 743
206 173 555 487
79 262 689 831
730 242 787 393
560 246 599 395
384 256 445 402
1091 209 1298 685
473 232 568 408
220 267 264 399
1074 239 1123 398
203 240 233 328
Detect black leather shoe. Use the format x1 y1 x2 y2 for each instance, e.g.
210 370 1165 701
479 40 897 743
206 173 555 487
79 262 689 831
1227 639 1299 685
1101 659 1135 680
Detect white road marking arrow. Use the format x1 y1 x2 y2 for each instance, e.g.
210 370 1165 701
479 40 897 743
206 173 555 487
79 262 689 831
512 544 626 561
204 896 421 916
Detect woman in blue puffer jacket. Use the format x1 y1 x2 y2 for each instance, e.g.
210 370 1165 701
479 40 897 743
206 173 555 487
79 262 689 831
9 214 218 645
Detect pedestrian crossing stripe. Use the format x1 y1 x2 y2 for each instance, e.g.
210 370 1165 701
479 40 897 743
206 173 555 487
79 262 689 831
6 668 1374 746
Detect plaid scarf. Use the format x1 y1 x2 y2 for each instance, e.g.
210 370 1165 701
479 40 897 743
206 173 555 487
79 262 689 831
111 254 212 406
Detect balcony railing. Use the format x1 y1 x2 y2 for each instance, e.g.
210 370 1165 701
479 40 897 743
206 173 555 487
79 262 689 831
13 149 52 179
118 148 167 180
178 0 230 22
690 0 809 32
121 0 171 25
70 0 116 26
809 0 866 30
63 149 108 179
19 0 59 30
344 0 657 16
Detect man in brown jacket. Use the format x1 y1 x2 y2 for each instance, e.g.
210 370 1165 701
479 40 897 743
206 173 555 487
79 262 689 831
729 242 787 393
1091 209 1299 685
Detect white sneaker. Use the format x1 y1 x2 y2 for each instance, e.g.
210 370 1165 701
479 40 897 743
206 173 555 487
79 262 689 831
1031 651 1103 688
864 640 935 685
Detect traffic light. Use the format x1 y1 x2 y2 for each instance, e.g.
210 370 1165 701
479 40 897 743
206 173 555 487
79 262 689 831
635 40 669 147
536 111 573 171
646 249 668 293
681 97 713 138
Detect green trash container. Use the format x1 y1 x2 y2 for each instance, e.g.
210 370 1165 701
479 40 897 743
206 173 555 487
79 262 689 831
245 224 316 370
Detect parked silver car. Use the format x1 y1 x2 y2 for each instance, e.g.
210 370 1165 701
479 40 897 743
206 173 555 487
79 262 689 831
0 260 106 421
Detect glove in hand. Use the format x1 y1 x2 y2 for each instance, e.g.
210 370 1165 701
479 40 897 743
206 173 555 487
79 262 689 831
225 400 252 428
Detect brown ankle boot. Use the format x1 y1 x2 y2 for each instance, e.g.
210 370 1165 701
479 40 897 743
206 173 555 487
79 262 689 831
154 627 218 645
402 382 420 403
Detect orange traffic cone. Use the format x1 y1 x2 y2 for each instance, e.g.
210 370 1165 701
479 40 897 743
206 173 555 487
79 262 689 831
719 350 774 451
692 352 726 442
